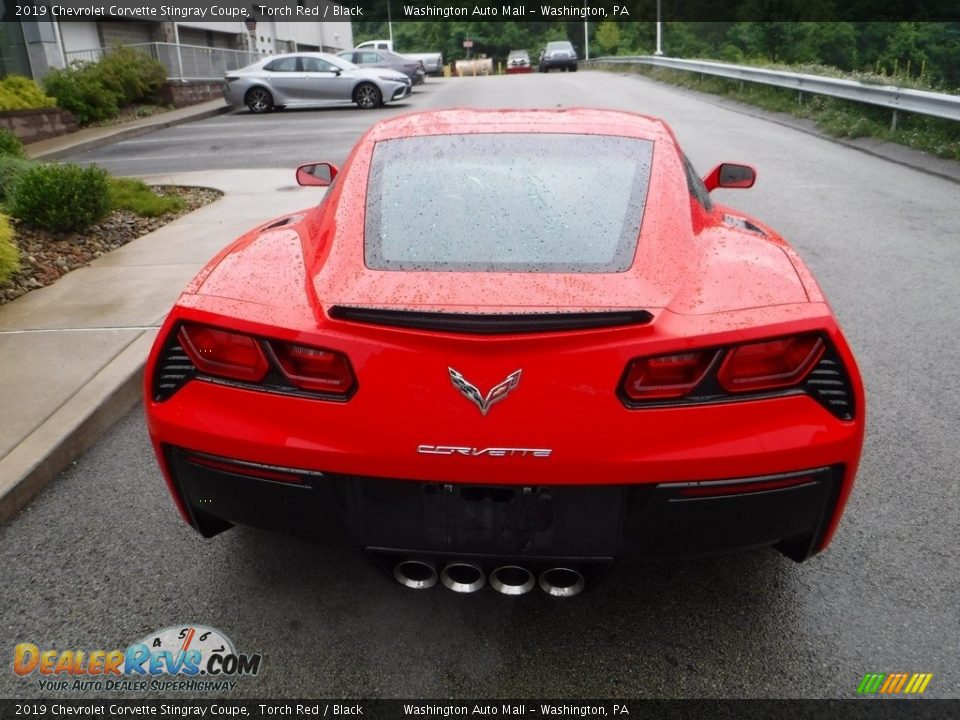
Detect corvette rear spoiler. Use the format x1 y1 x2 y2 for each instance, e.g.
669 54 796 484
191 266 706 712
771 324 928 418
327 307 654 334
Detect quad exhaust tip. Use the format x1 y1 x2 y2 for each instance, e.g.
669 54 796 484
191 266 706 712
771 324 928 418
538 567 585 597
393 559 437 590
392 559 587 596
489 565 536 595
440 563 486 593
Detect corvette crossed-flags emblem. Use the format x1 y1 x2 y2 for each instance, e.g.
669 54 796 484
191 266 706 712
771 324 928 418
448 368 522 416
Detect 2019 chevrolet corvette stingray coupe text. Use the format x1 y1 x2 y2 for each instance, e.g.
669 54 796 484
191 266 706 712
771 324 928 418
145 109 864 597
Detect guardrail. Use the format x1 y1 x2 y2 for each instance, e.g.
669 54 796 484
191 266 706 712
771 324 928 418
585 56 960 128
65 43 259 82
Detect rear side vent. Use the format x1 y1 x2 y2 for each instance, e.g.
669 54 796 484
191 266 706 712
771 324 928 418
803 346 855 420
152 336 197 402
263 215 300 229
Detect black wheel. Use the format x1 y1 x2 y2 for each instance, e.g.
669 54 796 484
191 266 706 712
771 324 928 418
245 87 274 114
354 83 382 110
571 64 578 72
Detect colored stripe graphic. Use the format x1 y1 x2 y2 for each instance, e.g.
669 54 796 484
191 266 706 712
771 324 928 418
858 673 932 695
857 673 885 694
909 673 933 694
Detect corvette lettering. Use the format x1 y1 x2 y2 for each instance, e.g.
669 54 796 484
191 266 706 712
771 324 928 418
417 445 552 458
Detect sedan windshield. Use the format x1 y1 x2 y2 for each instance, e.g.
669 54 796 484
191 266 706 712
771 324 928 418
365 134 653 273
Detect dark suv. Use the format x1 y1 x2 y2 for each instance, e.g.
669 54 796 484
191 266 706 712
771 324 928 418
539 41 578 72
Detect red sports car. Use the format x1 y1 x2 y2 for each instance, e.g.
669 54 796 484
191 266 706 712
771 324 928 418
145 109 864 597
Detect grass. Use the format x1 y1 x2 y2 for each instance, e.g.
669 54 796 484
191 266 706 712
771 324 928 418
602 64 960 162
108 178 186 217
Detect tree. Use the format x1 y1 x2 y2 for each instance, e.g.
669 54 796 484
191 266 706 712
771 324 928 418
595 21 623 56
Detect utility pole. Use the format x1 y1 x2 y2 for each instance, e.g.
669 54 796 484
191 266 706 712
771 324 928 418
388 0 394 46
655 0 663 55
584 0 589 60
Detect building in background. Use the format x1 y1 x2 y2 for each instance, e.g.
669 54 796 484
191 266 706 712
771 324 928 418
2 15 354 81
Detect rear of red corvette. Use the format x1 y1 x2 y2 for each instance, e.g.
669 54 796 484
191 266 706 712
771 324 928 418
145 109 864 595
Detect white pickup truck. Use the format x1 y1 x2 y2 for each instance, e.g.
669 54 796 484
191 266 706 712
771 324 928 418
355 40 444 76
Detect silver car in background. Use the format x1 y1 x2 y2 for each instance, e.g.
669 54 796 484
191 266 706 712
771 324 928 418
338 49 427 86
223 52 412 113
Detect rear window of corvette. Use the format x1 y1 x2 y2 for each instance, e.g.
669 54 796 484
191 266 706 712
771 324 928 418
364 133 653 272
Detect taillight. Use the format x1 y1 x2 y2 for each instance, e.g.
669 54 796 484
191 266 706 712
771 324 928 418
268 341 354 395
717 335 824 393
622 349 718 400
178 324 268 382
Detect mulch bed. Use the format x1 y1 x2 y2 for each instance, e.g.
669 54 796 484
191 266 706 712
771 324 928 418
2 186 221 305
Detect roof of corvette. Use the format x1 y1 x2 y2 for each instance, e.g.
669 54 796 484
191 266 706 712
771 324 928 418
362 108 676 142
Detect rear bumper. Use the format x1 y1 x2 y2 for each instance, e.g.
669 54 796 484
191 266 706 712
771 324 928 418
165 445 845 563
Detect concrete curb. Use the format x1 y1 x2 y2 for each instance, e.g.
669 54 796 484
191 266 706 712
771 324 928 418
26 105 231 161
0 169 325 528
0 331 155 525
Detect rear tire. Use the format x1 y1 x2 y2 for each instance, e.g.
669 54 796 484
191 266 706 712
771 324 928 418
354 83 382 109
245 87 274 114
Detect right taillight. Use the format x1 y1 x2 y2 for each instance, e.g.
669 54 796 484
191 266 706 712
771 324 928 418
622 349 718 400
620 334 838 409
717 335 824 393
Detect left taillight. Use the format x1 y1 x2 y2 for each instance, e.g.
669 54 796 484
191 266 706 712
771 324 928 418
267 341 354 395
178 324 269 382
168 323 355 399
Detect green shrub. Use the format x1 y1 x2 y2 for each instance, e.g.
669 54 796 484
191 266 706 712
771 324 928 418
0 155 35 204
43 65 119 125
0 74 56 111
108 177 185 217
95 46 168 105
0 129 25 157
0 213 20 284
41 47 167 124
8 163 111 232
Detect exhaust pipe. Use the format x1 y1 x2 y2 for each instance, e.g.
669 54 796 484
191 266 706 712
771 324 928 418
440 562 486 593
489 565 535 595
538 567 585 597
394 559 437 590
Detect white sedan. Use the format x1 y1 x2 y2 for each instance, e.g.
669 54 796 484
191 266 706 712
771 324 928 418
223 52 412 112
